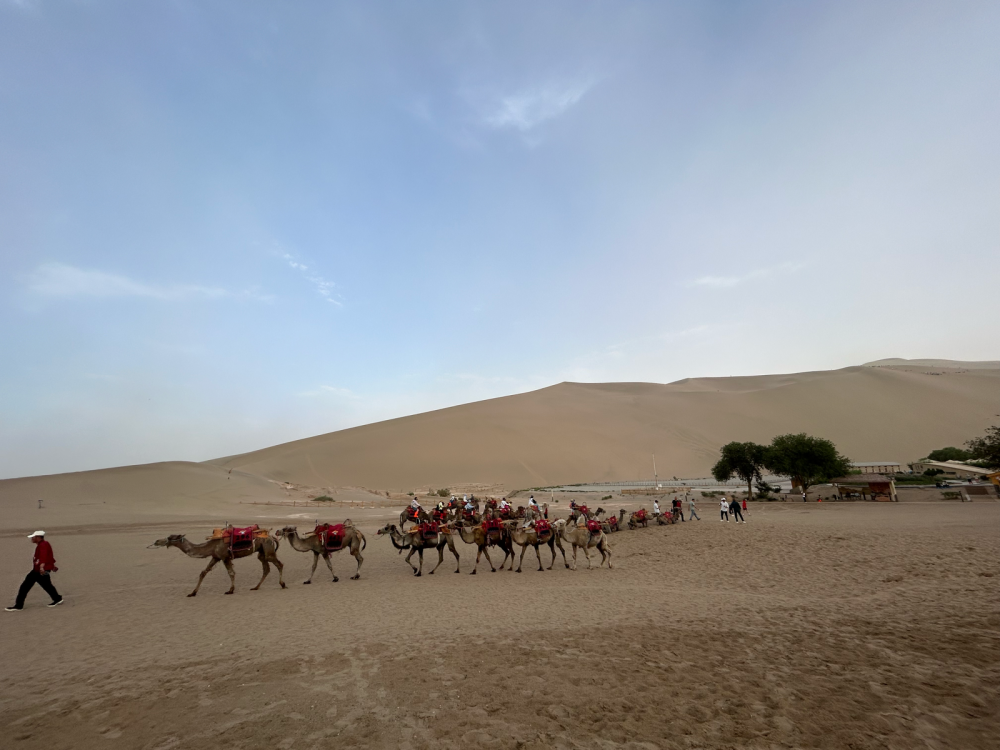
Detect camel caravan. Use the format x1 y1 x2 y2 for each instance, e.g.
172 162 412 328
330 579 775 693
150 495 687 595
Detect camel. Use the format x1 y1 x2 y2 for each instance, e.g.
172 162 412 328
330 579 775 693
603 509 626 533
377 523 460 576
454 521 515 574
628 508 650 529
276 522 366 582
149 532 285 596
553 519 612 570
567 505 605 526
508 522 568 572
655 508 676 526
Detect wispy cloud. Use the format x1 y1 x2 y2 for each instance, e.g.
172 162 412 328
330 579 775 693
22 262 265 301
687 262 804 289
478 78 597 133
280 253 343 306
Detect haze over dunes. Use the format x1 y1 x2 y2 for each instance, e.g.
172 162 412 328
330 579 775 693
209 362 1000 492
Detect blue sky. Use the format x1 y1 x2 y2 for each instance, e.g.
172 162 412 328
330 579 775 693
1 0 998 478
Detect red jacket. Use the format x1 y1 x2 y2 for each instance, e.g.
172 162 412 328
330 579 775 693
33 540 57 573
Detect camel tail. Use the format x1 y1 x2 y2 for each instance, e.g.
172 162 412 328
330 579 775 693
360 532 367 551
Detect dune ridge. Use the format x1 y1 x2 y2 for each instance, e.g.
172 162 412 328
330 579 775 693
208 363 999 492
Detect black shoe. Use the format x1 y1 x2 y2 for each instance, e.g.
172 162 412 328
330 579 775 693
48 599 63 607
5 606 22 612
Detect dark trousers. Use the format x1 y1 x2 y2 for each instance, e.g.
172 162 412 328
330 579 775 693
15 570 61 608
731 507 745 522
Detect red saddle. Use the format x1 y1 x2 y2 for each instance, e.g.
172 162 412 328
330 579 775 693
405 507 421 521
226 525 259 552
607 517 618 529
578 505 590 515
534 519 551 535
432 509 448 523
483 518 502 533
418 521 440 537
586 519 603 534
315 523 345 551
634 509 648 521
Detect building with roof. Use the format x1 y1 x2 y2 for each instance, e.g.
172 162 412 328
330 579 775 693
830 474 898 501
908 460 993 479
850 461 903 474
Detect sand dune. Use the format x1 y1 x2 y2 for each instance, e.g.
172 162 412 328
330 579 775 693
210 364 1000 492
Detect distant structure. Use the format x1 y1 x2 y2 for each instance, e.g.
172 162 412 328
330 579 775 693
851 461 903 474
908 460 993 480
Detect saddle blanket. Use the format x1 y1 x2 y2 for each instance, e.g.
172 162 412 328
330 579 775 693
315 523 346 551
586 520 603 533
534 520 552 535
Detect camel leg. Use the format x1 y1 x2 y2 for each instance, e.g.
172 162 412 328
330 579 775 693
304 551 320 584
448 538 461 573
601 540 613 569
428 544 444 575
555 538 569 569
581 545 593 570
271 551 286 588
323 552 338 582
416 549 424 576
534 544 544 571
405 548 419 576
350 543 363 580
570 544 579 571
504 542 515 570
482 545 496 572
251 554 270 590
189 557 219 597
516 544 527 573
223 558 237 594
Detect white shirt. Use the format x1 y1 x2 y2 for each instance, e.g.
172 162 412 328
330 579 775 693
653 501 660 513
464 501 474 510
529 499 539 509
720 499 729 512
411 498 421 510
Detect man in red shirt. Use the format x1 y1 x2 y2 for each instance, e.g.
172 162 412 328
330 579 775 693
5 531 63 611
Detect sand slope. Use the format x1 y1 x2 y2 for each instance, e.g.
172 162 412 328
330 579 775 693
210 365 1000 491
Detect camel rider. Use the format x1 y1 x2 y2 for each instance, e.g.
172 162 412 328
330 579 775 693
410 496 422 520
499 498 511 516
464 497 474 513
437 500 445 512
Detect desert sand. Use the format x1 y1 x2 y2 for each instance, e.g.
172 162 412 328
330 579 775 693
1 360 998 748
208 364 1000 492
0 496 997 750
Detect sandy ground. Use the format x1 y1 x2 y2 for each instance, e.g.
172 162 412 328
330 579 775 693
1 499 997 750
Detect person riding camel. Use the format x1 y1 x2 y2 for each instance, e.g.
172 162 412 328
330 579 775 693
409 496 422 521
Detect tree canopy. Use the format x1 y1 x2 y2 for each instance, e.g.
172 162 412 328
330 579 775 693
763 433 851 495
925 446 972 462
966 426 1000 470
712 441 769 500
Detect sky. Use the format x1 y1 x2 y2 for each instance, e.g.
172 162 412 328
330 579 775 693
1 0 998 478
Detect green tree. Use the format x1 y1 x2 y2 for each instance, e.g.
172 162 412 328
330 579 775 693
966 426 1000 470
925 446 971 462
764 433 851 497
712 441 769 501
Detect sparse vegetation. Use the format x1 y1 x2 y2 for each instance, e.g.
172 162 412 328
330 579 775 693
966 425 1000 470
601 495 612 501
922 468 944 477
764 433 851 497
925 446 972 462
712 442 769 502
314 495 334 502
437 488 450 497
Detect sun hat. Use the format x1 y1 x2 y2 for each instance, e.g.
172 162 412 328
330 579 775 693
27 530 45 538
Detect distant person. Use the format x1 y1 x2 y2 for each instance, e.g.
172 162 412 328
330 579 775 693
720 497 729 522
802 491 807 502
688 496 700 520
653 499 660 516
6 531 62 611
672 497 685 522
741 496 749 521
730 497 745 523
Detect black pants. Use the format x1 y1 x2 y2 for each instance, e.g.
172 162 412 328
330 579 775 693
731 507 745 522
15 570 61 608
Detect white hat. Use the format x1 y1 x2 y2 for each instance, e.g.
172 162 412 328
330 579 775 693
28 530 45 538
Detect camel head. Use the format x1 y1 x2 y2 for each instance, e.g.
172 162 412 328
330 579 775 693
376 524 396 536
595 507 605 517
275 526 297 539
148 533 186 549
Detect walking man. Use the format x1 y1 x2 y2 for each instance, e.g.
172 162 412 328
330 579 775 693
720 497 729 522
688 496 701 520
6 531 62 611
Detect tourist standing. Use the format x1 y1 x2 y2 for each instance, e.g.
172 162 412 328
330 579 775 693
720 497 729 522
741 496 749 521
688 496 700 520
730 497 745 523
6 531 62 611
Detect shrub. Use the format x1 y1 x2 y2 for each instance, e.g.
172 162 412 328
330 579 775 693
314 495 334 502
437 488 450 497
922 468 944 477
602 495 612 501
